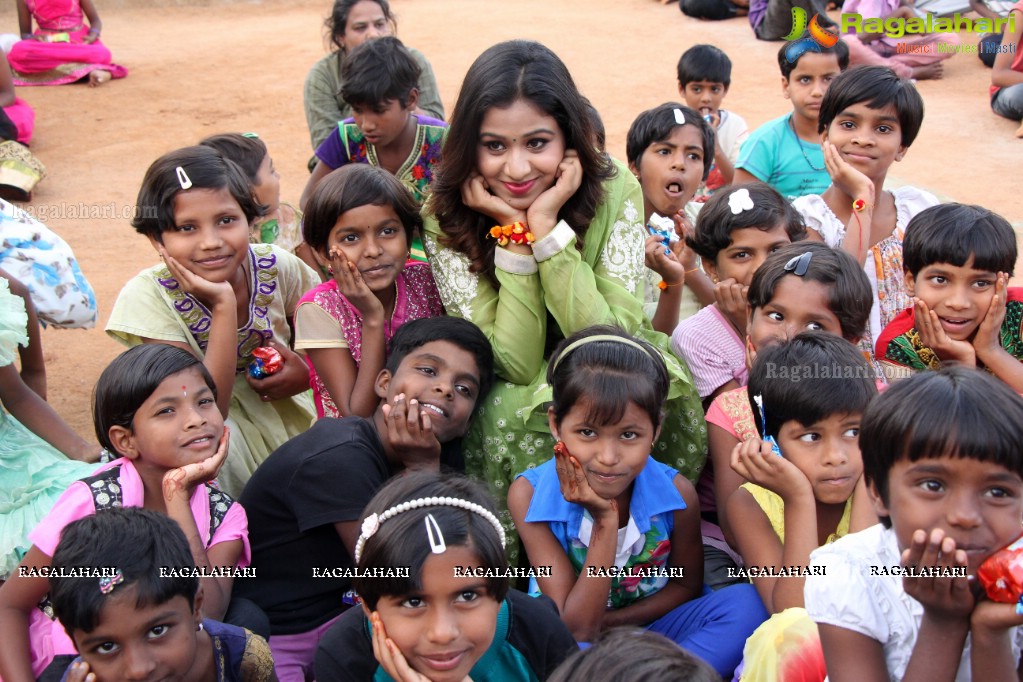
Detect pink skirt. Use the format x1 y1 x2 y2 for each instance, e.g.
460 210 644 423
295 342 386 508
8 27 127 86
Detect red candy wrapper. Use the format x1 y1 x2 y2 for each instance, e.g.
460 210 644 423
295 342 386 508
248 346 284 379
978 534 1023 605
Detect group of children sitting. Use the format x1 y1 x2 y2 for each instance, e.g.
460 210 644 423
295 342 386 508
677 0 1023 136
0 8 1021 682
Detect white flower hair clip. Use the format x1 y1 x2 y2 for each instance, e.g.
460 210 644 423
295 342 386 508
728 188 754 215
353 496 506 563
673 108 687 125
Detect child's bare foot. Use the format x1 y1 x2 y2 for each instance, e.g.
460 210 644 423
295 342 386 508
911 63 943 80
88 69 111 87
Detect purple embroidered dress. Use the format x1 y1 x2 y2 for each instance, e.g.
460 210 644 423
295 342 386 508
105 244 322 496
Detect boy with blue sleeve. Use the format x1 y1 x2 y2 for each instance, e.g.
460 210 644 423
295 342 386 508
733 41 849 200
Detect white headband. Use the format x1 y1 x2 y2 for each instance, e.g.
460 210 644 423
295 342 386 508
353 496 506 564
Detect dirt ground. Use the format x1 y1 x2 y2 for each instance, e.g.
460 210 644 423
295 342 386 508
2 0 1018 439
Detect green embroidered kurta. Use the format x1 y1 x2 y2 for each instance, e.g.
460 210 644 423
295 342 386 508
424 168 707 562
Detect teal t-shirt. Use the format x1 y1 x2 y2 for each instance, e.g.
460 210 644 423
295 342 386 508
736 113 831 201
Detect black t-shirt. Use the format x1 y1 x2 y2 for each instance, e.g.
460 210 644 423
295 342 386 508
314 589 577 682
236 418 393 634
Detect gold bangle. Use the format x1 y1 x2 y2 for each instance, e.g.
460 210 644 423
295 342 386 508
684 267 702 275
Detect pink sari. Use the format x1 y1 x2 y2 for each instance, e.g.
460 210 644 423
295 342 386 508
8 0 127 86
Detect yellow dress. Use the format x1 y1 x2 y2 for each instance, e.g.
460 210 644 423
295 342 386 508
106 244 320 496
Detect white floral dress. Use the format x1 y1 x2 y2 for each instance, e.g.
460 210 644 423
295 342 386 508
424 170 706 563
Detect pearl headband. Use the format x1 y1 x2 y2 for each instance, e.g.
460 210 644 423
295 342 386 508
353 496 506 564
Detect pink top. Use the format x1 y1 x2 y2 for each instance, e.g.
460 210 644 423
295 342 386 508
698 387 756 552
671 304 747 399
991 1 1023 97
294 261 443 418
25 458 250 675
26 0 86 31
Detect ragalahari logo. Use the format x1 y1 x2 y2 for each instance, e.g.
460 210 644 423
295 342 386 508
783 7 840 63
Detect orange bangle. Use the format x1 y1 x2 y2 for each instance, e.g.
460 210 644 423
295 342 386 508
658 278 684 291
487 221 534 247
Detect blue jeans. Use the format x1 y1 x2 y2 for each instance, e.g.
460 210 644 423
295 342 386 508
647 583 768 678
993 84 1023 121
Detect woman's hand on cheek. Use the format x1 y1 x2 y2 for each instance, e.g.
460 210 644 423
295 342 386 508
460 172 526 227
245 341 311 401
163 427 230 503
527 149 583 239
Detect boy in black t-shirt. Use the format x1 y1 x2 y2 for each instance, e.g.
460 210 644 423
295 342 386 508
235 317 494 681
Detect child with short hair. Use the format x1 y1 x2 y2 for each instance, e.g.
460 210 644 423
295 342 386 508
49 508 275 682
728 333 878 611
729 332 879 680
315 471 577 681
0 344 251 682
733 41 850 200
625 102 716 330
547 627 719 682
236 317 494 682
875 203 1023 391
295 164 442 419
677 45 749 198
199 132 317 272
795 65 938 366
806 367 1023 680
106 145 321 496
702 242 873 586
509 326 767 678
671 183 806 404
301 36 446 213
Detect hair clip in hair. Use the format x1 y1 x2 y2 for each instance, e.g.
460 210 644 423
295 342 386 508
728 188 754 215
361 513 381 541
175 166 193 190
98 569 124 595
753 394 784 458
673 108 686 125
241 132 260 139
425 514 447 554
783 251 812 277
353 497 506 564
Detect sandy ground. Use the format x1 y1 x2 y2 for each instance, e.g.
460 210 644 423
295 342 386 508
2 0 1018 439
